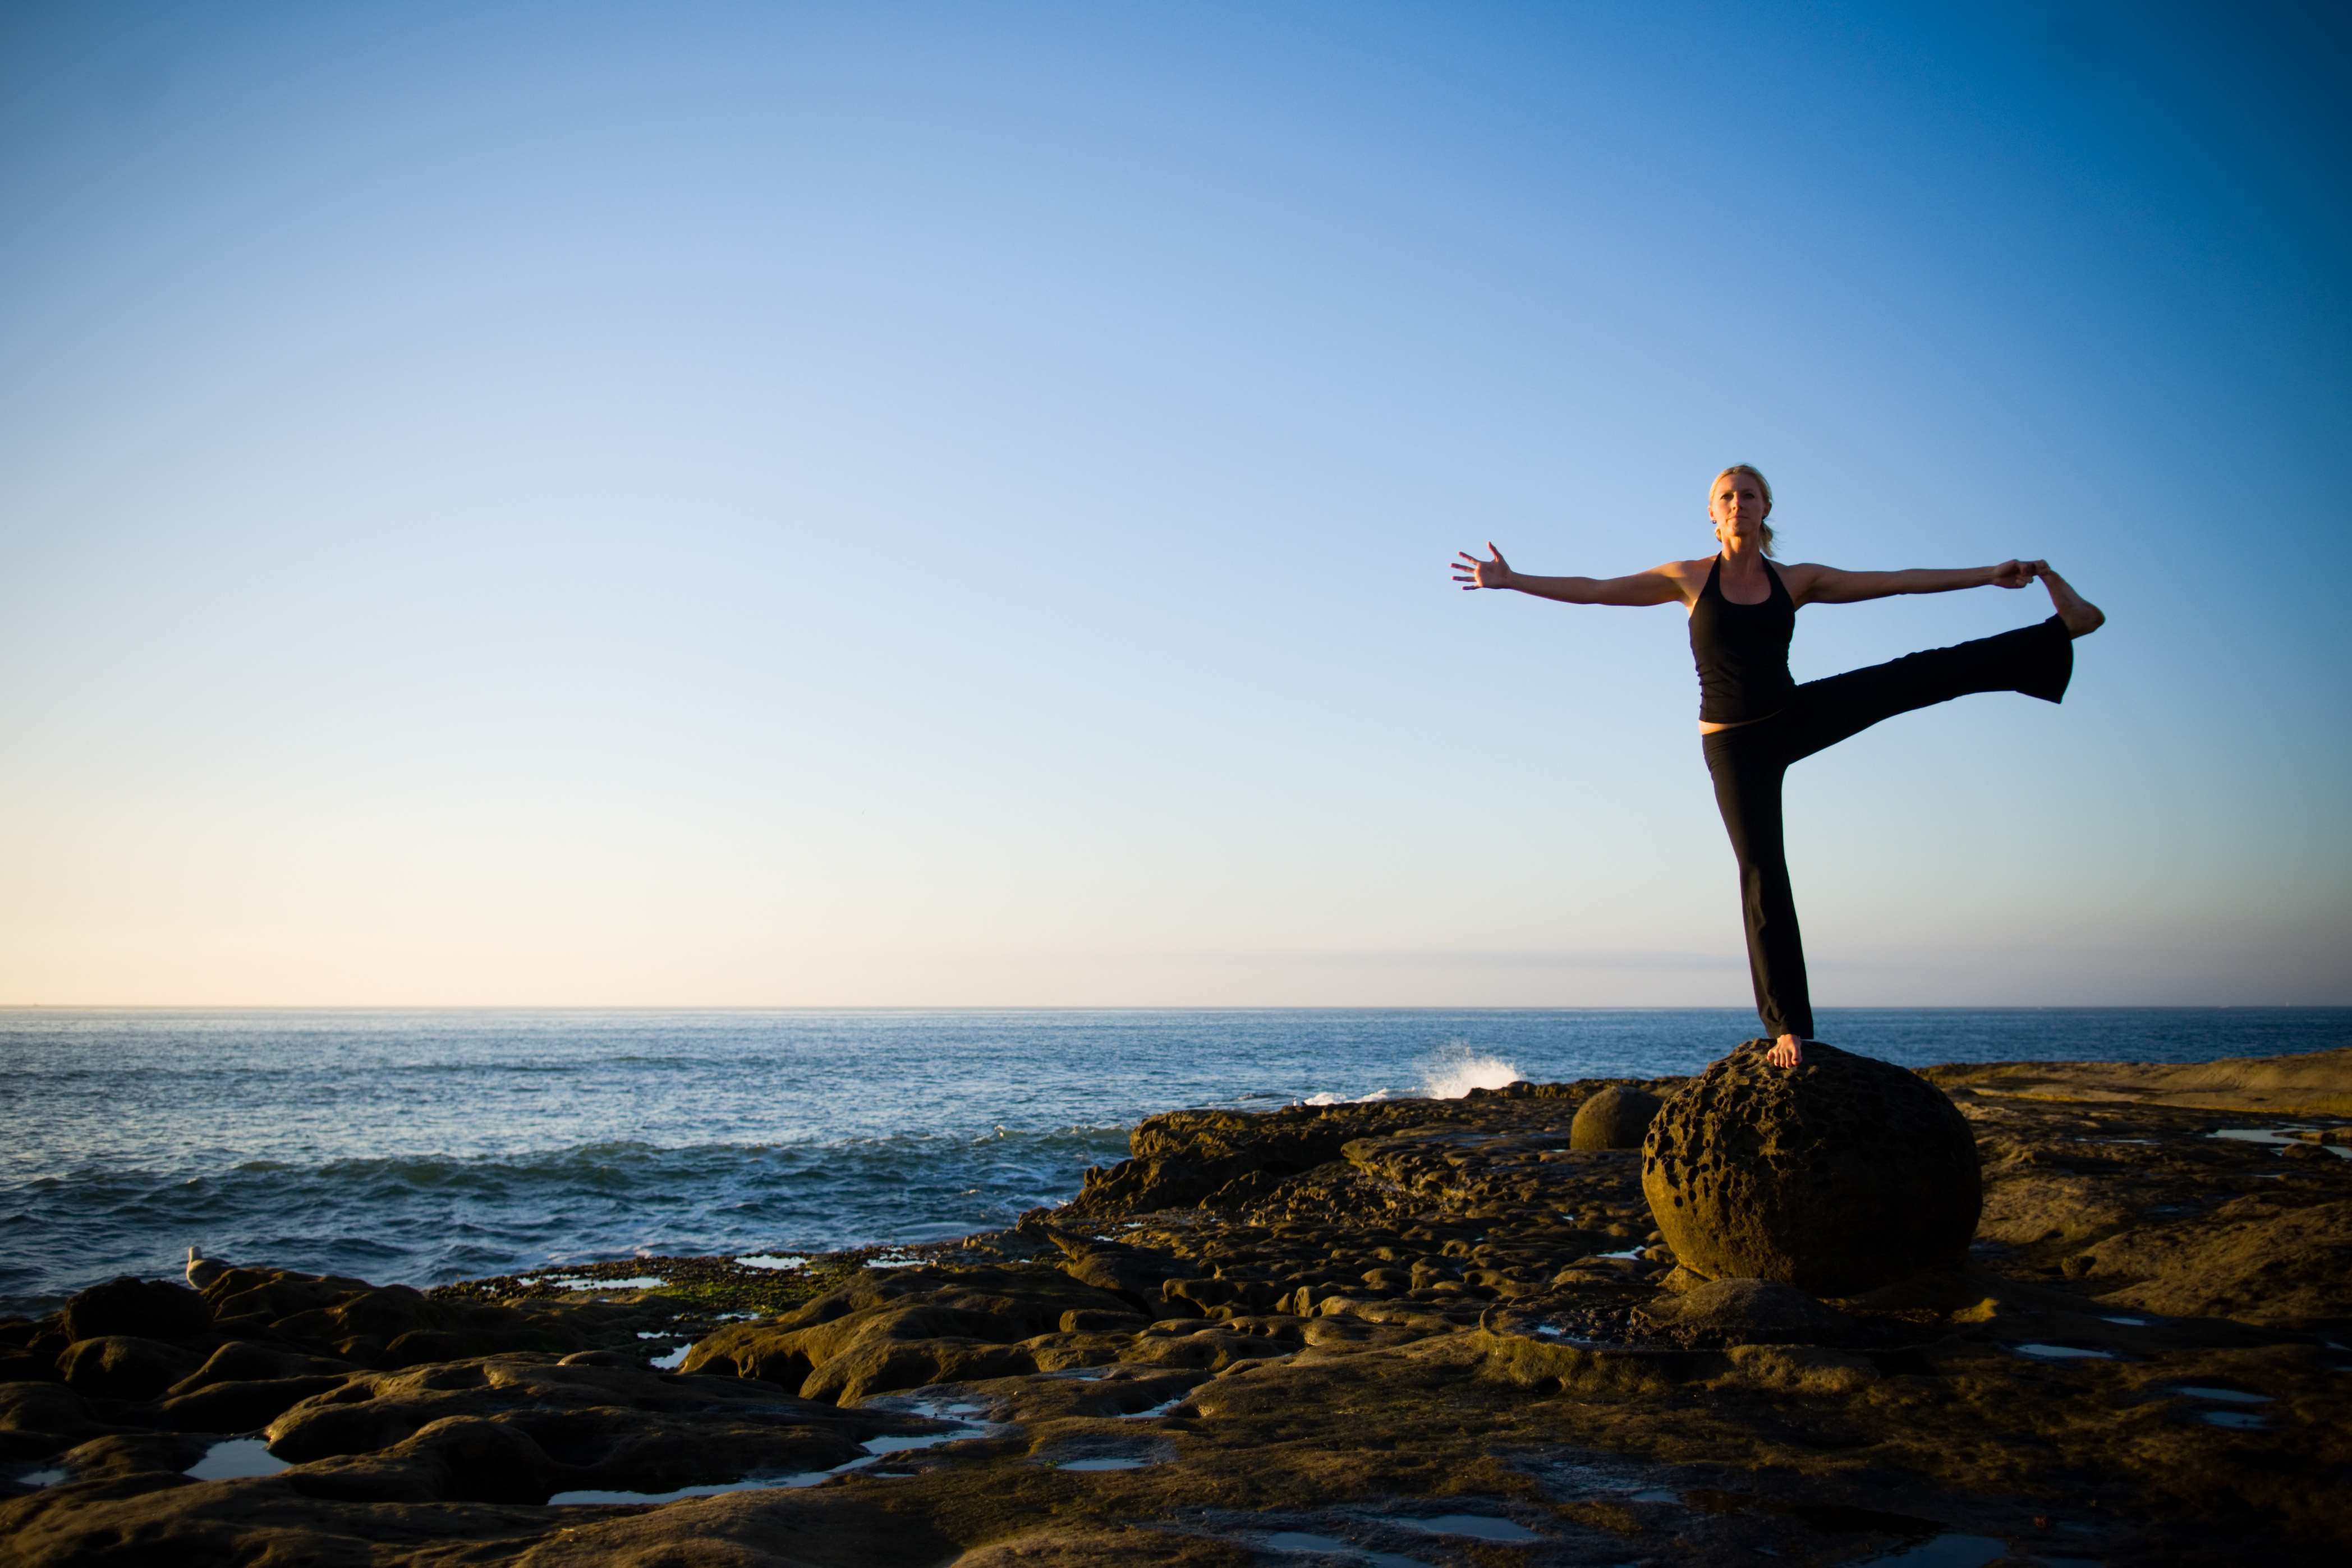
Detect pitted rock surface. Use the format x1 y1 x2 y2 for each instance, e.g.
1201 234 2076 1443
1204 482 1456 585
1642 1040 1980 1295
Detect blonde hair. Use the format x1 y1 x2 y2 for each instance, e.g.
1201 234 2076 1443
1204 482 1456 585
1712 464 1776 558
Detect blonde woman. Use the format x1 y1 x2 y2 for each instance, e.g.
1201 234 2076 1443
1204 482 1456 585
1453 465 2103 1069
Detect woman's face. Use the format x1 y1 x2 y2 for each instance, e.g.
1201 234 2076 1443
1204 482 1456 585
1710 471 1771 548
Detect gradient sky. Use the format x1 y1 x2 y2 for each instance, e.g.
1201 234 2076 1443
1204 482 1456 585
2 1 2345 1007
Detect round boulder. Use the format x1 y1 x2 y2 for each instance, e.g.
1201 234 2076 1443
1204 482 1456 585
1641 1040 1979 1296
1570 1086 1663 1151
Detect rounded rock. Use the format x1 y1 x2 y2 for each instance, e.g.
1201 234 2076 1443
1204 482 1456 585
1641 1040 1980 1296
1570 1086 1663 1151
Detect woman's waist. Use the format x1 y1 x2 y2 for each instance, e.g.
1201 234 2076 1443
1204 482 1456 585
1698 709 1781 735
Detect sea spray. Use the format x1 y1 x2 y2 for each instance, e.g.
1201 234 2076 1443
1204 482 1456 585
1420 1042 1523 1098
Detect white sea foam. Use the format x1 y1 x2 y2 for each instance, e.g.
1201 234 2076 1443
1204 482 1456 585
1419 1043 1522 1100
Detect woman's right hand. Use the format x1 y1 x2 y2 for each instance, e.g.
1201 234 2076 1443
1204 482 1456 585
1452 544 1513 590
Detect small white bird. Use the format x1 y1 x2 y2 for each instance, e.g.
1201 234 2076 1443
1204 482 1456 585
185 1245 229 1290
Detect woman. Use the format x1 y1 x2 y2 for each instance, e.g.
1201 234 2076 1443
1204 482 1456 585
1452 464 2103 1069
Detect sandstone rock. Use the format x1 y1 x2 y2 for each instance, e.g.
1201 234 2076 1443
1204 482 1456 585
1059 1309 1147 1333
1635 1277 1855 1348
154 1374 350 1433
682 1264 1130 1400
166 1341 356 1396
58 1337 208 1401
1046 1235 1192 1315
60 1277 213 1344
1924 1045 2352 1117
0 1381 111 1456
1642 1040 1980 1295
1716 1342 1878 1394
1571 1086 1663 1151
2066 1195 2352 1328
53 1431 214 1480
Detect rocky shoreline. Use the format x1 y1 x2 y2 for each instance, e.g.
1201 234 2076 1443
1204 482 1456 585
3 1046 2348 1565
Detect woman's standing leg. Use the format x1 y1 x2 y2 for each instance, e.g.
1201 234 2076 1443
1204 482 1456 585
1703 724 1812 1043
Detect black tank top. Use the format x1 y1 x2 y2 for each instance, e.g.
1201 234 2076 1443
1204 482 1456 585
1689 557 1795 723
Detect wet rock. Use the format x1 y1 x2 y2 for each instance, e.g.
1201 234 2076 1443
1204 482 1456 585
801 1338 1039 1403
682 1264 1131 1399
2066 1195 2352 1329
0 1381 112 1458
286 1413 557 1505
59 1278 213 1344
187 1264 665 1369
259 1351 935 1505
1572 1086 1663 1151
155 1374 350 1433
166 1340 355 1395
1643 1040 1980 1295
53 1431 214 1480
1715 1342 1878 1394
1047 1235 1192 1316
1634 1277 1857 1348
1059 1308 1148 1334
1926 1045 2352 1118
58 1337 208 1401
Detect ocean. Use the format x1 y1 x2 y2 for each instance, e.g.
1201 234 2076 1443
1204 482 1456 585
4 1006 2344 1317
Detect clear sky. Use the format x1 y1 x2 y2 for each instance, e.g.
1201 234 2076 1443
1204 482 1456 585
2 1 2345 1008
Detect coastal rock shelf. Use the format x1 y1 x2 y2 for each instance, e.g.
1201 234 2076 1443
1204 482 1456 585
2 1051 2349 1565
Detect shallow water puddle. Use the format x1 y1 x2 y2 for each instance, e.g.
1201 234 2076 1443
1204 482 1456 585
649 1344 691 1369
1853 1534 2008 1567
1261 1532 1434 1567
186 1438 290 1481
2098 1316 2146 1326
734 1254 807 1271
2194 1409 2268 1429
543 1275 667 1291
1630 1488 1682 1503
1117 1394 1193 1419
549 1418 994 1504
1395 1513 1544 1542
2011 1343 2116 1360
2172 1386 2270 1404
1052 1457 1152 1470
2209 1128 2352 1159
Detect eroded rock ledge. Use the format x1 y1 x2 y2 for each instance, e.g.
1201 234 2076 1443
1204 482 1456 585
3 1058 2348 1566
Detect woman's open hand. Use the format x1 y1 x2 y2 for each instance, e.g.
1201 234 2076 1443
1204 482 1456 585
1453 544 1513 590
1990 559 2038 589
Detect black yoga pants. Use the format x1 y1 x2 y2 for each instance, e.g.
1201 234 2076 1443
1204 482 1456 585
1701 614 2074 1042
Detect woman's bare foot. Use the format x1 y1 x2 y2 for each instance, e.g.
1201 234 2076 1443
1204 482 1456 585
1766 1034 1803 1068
2033 563 2105 638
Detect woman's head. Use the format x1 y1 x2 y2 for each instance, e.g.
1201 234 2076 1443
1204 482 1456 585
1710 465 1775 558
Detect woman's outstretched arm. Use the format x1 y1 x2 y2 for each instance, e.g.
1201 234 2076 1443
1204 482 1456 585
1452 544 1691 606
1785 559 2036 605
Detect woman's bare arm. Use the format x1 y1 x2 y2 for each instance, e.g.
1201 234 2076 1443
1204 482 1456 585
1784 559 2036 605
1453 544 1694 606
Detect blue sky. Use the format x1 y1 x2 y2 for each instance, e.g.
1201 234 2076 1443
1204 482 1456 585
1 1 2345 1006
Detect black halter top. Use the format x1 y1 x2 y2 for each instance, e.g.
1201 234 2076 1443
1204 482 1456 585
1689 557 1795 723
